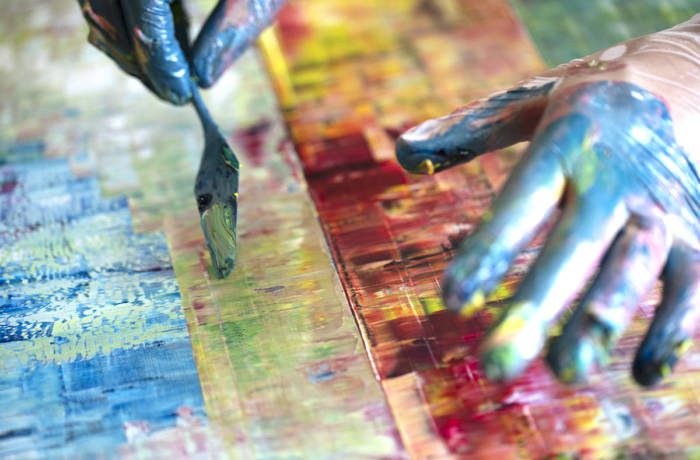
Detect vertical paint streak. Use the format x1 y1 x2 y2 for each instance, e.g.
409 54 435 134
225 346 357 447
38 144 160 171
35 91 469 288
263 0 700 457
1 1 402 458
0 157 209 457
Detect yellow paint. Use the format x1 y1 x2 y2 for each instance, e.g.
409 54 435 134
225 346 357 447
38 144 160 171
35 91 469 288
676 339 693 356
421 296 446 314
417 158 435 175
660 363 672 378
497 311 528 337
0 295 186 370
258 27 296 108
460 290 485 317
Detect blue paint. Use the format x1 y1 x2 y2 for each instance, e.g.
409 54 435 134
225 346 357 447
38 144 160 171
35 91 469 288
632 244 700 386
403 80 700 385
79 0 192 104
0 175 127 242
122 0 192 104
309 364 335 384
0 154 206 456
558 82 700 230
529 83 697 384
191 84 239 278
192 0 286 87
80 0 283 101
0 140 46 163
0 341 204 457
396 80 555 174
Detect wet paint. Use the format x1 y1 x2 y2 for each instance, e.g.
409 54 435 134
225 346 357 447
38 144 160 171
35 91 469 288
165 51 403 458
0 158 208 457
396 79 555 174
80 0 284 99
433 81 700 384
633 245 700 386
79 0 192 104
546 216 670 384
9 0 700 458
192 0 286 88
2 2 400 455
191 84 239 278
264 0 700 458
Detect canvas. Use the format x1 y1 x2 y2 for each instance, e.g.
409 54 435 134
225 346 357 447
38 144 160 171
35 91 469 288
2 0 700 458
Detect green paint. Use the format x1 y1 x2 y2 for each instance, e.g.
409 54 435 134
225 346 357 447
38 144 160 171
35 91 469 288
191 84 239 278
200 201 237 278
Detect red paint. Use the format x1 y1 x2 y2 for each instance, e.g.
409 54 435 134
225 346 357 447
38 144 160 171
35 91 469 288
233 120 271 167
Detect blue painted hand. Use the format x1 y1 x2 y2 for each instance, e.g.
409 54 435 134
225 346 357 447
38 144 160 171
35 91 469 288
77 0 285 104
396 18 700 386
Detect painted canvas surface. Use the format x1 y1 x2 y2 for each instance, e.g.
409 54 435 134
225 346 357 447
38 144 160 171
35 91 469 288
1 1 398 458
2 0 700 459
263 0 700 457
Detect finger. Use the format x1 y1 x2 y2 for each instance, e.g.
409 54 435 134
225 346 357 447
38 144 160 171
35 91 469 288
192 0 285 87
441 117 571 314
395 77 557 175
633 244 700 386
122 0 192 104
86 27 143 78
78 0 142 77
171 0 191 59
479 191 629 382
546 215 671 383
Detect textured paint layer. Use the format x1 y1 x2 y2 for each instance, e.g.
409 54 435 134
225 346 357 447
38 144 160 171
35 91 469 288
264 0 700 457
0 157 208 458
1 1 401 458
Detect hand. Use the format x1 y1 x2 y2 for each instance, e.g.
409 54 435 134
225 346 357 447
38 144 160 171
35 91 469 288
396 18 700 387
78 0 284 104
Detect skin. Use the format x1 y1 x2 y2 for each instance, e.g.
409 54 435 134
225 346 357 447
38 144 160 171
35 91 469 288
396 17 700 386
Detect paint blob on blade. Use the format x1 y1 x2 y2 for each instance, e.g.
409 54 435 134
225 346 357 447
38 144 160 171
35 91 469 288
191 83 240 279
200 198 237 278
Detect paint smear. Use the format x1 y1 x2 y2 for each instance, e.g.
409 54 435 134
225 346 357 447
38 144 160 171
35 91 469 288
263 0 700 458
0 1 401 457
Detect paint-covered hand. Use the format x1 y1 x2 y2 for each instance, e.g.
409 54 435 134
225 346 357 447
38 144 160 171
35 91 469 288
78 0 284 104
191 0 286 88
396 18 700 386
78 0 194 104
